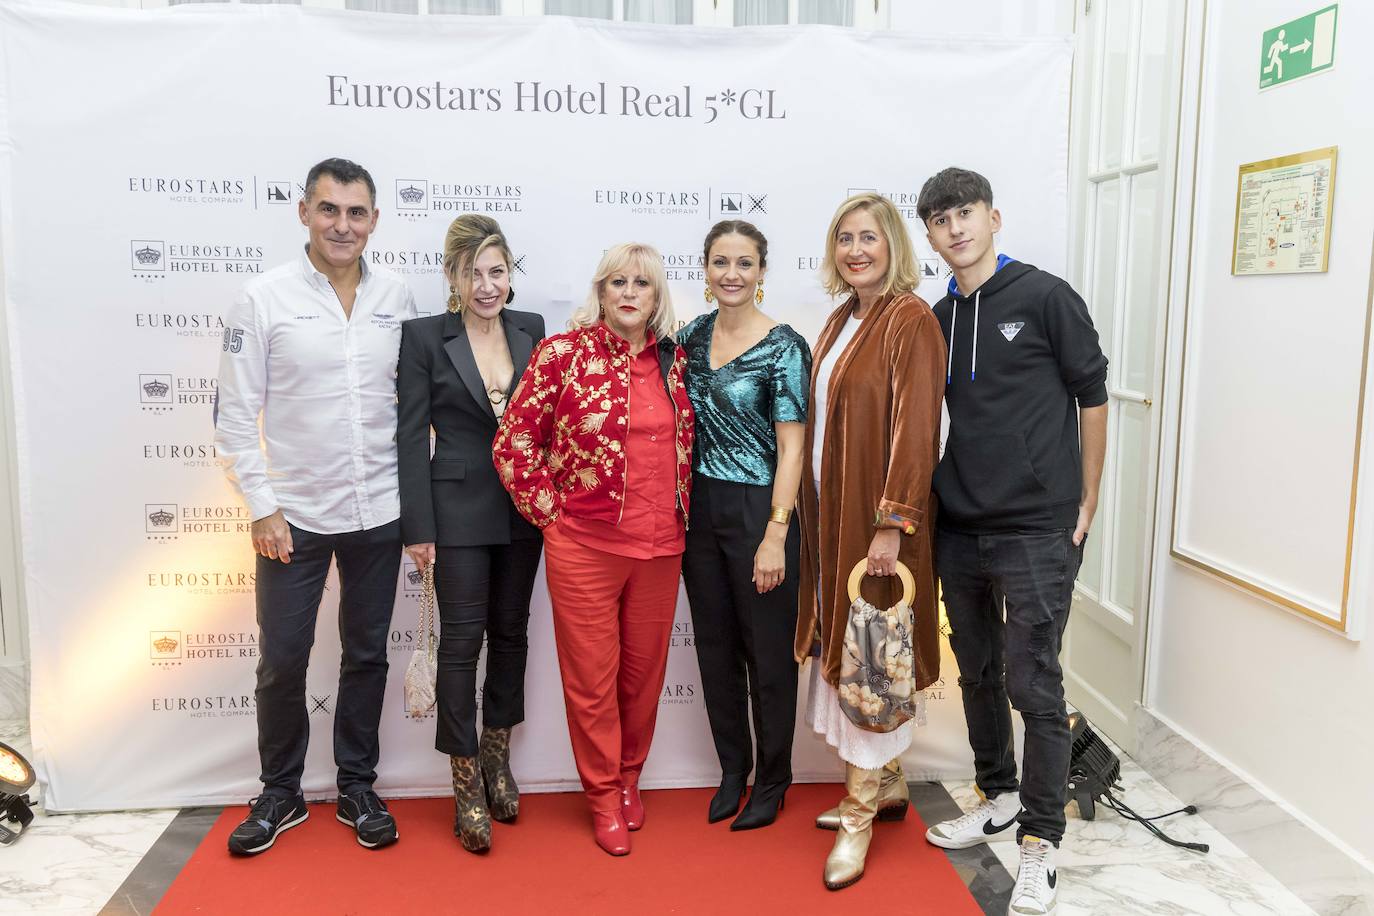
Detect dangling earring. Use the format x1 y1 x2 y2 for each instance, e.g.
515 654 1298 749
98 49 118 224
755 283 765 306
505 287 515 305
447 287 461 314
704 286 715 304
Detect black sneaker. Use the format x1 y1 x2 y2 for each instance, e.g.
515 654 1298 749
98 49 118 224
336 789 398 849
227 794 308 856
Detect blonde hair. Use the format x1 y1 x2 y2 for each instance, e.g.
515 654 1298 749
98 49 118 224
442 214 513 304
820 193 919 299
570 242 678 340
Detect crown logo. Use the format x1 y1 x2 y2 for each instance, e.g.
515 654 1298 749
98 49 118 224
142 378 170 398
406 568 423 585
147 509 175 527
135 245 162 265
153 635 178 653
398 184 425 204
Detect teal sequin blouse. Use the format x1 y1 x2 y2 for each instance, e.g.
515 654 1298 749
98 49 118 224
680 312 812 486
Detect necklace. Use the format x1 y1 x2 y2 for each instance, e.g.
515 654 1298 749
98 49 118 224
487 386 507 406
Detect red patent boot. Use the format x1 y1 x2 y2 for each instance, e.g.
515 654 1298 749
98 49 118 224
620 785 645 831
592 809 631 856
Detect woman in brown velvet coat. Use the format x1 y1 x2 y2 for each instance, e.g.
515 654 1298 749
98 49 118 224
795 192 946 890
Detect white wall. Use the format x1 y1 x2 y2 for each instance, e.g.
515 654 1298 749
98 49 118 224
1148 0 1374 864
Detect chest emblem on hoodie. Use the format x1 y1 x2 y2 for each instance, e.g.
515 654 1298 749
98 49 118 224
998 322 1025 341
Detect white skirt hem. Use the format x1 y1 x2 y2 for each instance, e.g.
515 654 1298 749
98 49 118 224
803 660 924 770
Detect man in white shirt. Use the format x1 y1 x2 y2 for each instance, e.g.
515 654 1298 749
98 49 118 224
215 158 417 856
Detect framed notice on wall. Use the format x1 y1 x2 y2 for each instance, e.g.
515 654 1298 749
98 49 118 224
1231 146 1336 275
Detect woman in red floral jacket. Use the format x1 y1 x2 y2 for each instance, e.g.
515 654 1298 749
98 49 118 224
493 242 694 857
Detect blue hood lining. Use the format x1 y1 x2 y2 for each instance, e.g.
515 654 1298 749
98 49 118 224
948 253 1016 297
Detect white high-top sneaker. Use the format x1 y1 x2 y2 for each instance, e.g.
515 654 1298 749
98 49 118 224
924 789 1022 849
1008 835 1058 915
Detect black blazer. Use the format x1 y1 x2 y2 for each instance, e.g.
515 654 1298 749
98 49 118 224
397 308 545 547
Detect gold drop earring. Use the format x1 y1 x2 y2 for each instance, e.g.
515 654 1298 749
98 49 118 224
447 286 461 314
704 285 715 304
755 283 765 306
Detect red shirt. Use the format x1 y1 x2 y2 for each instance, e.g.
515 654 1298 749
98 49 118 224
559 339 685 559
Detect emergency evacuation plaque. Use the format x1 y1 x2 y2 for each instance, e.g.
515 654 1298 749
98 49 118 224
1259 5 1338 90
1231 147 1337 276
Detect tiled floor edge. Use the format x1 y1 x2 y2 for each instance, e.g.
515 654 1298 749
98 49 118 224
98 807 223 916
910 781 1015 914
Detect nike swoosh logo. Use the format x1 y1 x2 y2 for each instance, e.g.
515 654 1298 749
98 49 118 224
983 813 1019 835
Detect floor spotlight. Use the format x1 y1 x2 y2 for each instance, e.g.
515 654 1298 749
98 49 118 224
1067 710 1122 819
0 740 36 845
1066 711 1208 854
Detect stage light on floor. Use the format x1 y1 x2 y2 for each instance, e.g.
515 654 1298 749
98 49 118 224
0 740 36 845
1066 712 1208 854
1067 710 1122 819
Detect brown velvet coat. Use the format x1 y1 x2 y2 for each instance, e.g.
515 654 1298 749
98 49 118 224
794 292 946 691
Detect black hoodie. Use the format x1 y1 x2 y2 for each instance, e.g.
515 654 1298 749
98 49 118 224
931 259 1108 533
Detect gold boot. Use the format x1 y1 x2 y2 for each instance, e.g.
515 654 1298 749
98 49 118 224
815 758 909 830
823 763 882 890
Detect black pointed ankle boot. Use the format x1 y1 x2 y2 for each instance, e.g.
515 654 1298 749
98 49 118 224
730 779 790 831
708 773 749 823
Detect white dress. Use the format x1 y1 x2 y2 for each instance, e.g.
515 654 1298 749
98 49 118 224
804 313 925 770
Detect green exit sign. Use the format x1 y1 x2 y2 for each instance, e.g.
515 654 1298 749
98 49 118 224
1260 5 1338 89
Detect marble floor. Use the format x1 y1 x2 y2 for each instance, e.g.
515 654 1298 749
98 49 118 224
0 719 178 915
0 717 1334 914
944 740 1322 915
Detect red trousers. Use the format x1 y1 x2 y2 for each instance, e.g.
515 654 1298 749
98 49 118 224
543 522 681 813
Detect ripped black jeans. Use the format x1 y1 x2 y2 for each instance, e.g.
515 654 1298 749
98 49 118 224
936 527 1083 846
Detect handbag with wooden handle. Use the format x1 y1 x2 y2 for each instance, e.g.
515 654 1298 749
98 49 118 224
837 558 918 733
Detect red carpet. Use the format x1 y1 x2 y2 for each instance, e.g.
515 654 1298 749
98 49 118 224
156 785 981 915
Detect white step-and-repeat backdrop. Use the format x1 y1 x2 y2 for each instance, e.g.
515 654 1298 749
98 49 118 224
0 1 1070 811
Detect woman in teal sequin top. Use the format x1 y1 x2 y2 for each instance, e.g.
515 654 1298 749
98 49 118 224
679 220 811 831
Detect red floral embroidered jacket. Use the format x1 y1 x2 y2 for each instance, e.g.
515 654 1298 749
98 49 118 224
493 323 695 530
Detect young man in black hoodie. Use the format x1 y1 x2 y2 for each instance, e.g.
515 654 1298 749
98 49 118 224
917 168 1108 916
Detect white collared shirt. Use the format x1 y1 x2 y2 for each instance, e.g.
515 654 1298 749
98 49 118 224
215 247 418 534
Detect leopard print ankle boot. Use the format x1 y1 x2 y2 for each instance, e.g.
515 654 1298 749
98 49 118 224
450 755 491 852
478 727 519 822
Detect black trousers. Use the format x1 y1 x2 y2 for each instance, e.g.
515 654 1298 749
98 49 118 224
935 527 1084 845
681 474 799 787
254 519 402 799
433 539 544 757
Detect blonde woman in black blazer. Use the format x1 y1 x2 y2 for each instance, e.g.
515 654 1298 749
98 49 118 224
397 215 544 854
